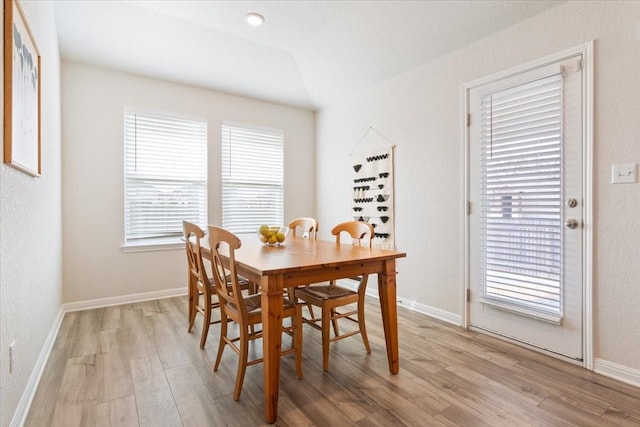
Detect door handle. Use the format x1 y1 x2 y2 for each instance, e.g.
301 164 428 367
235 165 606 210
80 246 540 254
565 219 579 229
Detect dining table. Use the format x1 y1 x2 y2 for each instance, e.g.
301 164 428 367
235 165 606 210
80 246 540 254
200 232 406 424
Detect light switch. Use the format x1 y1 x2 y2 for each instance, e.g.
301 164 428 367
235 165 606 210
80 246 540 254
611 163 637 184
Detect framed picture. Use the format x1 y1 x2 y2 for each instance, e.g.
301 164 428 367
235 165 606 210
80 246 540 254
3 0 41 176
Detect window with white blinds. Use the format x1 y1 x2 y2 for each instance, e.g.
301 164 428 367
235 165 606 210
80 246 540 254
221 124 284 233
479 73 563 315
124 111 207 246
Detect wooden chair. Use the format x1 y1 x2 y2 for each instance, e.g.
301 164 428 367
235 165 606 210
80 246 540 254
183 221 251 349
288 217 319 315
288 217 318 239
294 220 373 371
208 226 303 401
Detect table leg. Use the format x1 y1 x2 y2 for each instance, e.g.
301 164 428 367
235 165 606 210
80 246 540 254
261 274 284 423
378 259 399 374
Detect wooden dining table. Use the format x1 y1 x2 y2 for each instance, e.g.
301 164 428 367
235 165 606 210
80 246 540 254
200 233 406 424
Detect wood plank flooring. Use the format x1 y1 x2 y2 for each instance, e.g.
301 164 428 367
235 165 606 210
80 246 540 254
25 296 640 426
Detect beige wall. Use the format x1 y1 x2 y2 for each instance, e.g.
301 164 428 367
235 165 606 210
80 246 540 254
61 62 315 302
0 2 62 425
316 0 640 372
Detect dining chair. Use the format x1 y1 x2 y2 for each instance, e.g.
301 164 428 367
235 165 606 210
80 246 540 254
288 217 318 239
208 225 303 401
288 217 319 316
294 220 373 371
183 221 251 349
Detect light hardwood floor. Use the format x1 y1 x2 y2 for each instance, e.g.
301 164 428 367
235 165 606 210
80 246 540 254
25 296 640 426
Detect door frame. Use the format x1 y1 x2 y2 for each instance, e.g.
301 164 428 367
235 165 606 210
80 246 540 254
461 41 594 369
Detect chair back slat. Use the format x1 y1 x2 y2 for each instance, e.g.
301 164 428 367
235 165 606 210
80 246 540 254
288 217 318 239
183 221 209 289
330 221 373 247
208 226 247 319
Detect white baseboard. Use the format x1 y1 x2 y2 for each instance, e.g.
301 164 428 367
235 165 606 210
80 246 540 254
63 287 187 312
10 306 65 427
396 298 461 326
337 279 462 326
594 358 640 388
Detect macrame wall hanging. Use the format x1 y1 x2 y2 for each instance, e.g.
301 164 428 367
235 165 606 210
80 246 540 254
350 127 395 250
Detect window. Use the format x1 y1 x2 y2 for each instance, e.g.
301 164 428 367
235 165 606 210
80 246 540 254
479 73 563 315
221 123 284 233
124 110 207 248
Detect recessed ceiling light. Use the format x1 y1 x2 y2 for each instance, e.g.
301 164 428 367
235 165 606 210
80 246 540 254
245 12 265 27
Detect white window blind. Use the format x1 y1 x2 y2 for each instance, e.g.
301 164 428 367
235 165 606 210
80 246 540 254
479 74 563 315
124 111 207 245
221 124 283 233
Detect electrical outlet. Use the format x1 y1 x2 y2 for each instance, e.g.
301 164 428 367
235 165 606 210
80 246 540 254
611 163 637 184
9 341 15 374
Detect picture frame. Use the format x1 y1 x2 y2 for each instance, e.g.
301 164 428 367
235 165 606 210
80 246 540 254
3 0 41 176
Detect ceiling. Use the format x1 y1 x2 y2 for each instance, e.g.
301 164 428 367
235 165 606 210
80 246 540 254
53 0 564 111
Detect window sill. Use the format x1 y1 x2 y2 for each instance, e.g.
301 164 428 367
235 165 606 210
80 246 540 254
121 238 184 253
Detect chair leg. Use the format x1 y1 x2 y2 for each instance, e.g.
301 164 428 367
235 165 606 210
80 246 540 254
214 311 228 372
294 305 303 379
306 303 315 319
200 300 211 349
294 288 315 319
322 307 331 371
188 281 197 332
330 308 340 337
357 302 371 354
233 325 249 401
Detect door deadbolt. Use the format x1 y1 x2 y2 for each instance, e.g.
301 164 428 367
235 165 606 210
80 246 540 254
567 198 578 208
565 219 579 229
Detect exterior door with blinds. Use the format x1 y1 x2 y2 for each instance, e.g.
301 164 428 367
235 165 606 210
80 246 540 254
467 53 585 360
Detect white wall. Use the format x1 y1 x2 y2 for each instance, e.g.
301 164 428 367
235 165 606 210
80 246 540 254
316 0 640 373
61 62 315 303
0 2 62 425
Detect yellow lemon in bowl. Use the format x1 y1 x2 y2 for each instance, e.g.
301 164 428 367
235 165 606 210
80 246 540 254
259 224 271 237
257 226 287 246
